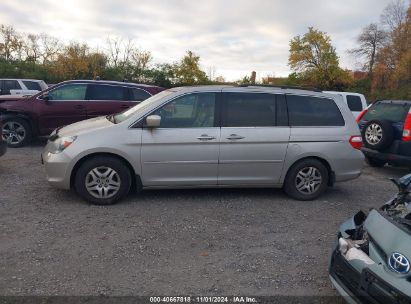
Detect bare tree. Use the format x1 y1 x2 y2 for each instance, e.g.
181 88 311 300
350 23 387 75
131 48 152 81
380 0 408 31
39 33 62 64
23 34 40 62
207 66 216 81
131 49 152 70
121 37 134 66
0 24 20 61
106 36 122 67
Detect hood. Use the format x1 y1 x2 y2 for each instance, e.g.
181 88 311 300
0 95 28 110
365 209 411 260
57 116 113 137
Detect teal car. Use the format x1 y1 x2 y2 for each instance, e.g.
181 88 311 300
329 174 411 303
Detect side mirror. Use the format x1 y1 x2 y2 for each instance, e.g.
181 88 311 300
146 115 161 128
40 91 50 102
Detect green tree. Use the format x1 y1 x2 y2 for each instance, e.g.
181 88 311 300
288 27 350 89
175 50 208 85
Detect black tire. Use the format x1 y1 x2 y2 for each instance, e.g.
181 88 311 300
74 156 132 205
365 156 386 167
2 117 32 147
362 119 393 151
283 159 329 201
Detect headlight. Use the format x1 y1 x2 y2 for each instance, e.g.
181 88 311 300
50 136 77 154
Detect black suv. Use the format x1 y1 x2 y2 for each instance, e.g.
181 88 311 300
358 100 411 167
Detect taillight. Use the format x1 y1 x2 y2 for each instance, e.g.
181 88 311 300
349 135 362 150
356 108 368 123
402 112 411 141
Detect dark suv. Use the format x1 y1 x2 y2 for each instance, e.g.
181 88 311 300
0 80 163 147
358 100 411 167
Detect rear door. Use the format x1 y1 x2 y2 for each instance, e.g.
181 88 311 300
36 83 88 135
86 84 131 118
218 91 290 185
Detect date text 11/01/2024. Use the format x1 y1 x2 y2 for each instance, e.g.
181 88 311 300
149 297 257 303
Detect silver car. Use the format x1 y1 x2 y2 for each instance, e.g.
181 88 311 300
42 86 364 205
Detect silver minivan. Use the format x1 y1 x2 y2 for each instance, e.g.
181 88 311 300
42 86 364 205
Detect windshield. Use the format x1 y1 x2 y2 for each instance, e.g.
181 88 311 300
113 90 174 123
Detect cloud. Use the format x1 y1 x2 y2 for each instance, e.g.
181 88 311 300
0 0 393 80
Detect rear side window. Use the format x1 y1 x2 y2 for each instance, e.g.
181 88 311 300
287 95 345 126
363 103 408 122
23 81 42 91
131 88 151 101
88 84 127 101
4 80 21 90
346 95 363 111
224 93 276 127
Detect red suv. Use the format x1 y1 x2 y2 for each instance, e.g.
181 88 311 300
0 80 163 147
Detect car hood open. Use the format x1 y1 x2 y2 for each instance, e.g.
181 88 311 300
365 209 411 259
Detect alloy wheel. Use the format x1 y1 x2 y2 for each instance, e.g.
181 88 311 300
295 166 322 194
365 123 383 145
85 166 121 199
2 121 26 145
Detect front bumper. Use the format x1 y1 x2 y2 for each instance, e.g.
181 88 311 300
0 139 7 156
329 248 410 304
41 148 72 190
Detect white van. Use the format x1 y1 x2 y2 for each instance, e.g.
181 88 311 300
324 91 367 119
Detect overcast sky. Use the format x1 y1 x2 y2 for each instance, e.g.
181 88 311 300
0 0 393 80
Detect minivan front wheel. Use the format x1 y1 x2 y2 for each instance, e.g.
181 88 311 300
284 159 329 200
74 156 131 205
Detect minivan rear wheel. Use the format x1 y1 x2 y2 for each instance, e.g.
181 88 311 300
74 156 131 205
284 159 329 201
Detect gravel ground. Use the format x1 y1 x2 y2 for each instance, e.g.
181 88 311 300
0 142 409 298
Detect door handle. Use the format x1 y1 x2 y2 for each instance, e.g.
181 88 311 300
197 134 216 141
74 105 85 109
227 134 245 140
120 104 130 109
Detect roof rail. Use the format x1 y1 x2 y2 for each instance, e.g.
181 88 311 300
238 84 322 92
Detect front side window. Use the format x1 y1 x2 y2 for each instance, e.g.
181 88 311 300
224 93 276 127
346 95 363 111
152 93 216 128
287 95 345 126
87 84 127 101
48 84 87 101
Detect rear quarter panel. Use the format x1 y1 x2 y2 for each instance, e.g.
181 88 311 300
280 94 364 183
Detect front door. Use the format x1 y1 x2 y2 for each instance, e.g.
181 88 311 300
218 92 290 185
36 83 88 135
141 92 220 186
